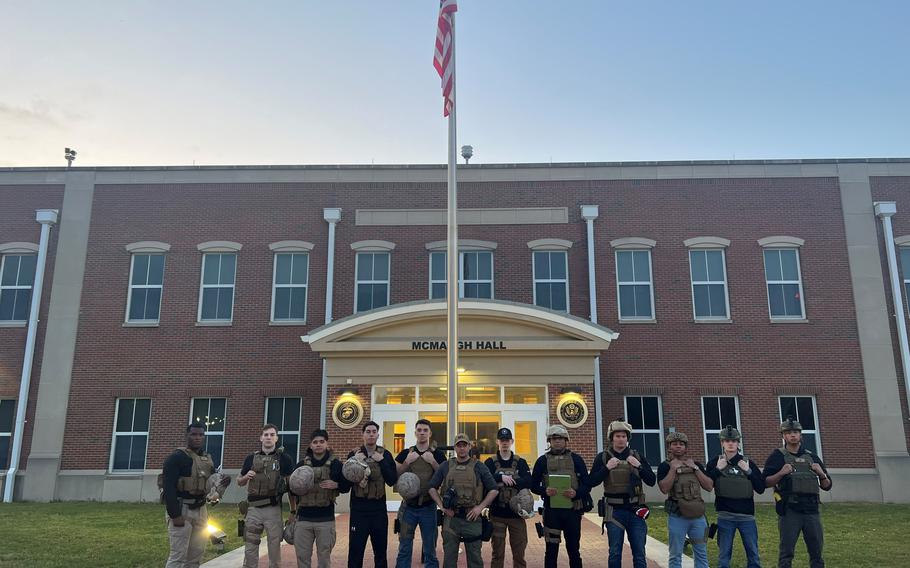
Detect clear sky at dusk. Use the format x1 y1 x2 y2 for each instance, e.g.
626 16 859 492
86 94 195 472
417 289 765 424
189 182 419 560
2 1 908 167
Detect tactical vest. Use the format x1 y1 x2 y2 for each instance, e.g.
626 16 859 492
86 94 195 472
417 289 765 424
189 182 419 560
494 455 519 506
298 453 339 508
666 462 705 518
714 457 754 500
248 450 283 498
443 457 484 508
777 448 820 496
176 448 215 496
353 446 387 500
602 450 644 506
403 447 436 506
545 450 584 511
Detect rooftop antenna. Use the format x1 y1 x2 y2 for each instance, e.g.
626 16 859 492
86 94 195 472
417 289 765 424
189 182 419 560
461 145 473 164
64 147 77 168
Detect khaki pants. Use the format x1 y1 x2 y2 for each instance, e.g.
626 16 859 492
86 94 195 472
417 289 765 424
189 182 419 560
294 519 336 568
165 503 208 568
442 516 483 568
491 515 528 568
244 503 284 568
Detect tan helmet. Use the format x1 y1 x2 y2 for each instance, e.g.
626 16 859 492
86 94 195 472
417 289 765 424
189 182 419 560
665 431 688 445
509 488 535 519
546 424 569 441
395 472 422 501
342 457 371 483
719 425 742 441
780 416 803 433
607 419 633 440
282 519 296 545
289 465 315 495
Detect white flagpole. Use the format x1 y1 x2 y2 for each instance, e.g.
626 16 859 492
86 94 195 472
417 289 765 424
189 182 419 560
445 13 459 445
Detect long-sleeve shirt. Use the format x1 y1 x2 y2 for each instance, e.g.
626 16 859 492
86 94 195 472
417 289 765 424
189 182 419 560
763 446 831 514
346 446 398 513
484 452 533 519
531 450 591 510
587 447 656 510
239 449 295 504
161 448 205 519
705 453 765 516
292 451 350 522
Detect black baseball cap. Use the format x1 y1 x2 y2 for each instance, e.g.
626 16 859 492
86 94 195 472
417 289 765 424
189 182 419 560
497 427 513 440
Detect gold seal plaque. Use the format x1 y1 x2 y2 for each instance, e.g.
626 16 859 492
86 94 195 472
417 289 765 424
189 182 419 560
556 396 588 429
332 397 364 429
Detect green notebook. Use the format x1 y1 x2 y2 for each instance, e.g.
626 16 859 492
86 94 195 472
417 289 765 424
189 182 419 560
547 474 573 509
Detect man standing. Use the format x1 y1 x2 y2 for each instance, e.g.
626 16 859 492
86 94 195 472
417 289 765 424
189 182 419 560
394 419 446 568
587 419 656 568
657 431 713 568
428 433 499 568
531 424 590 568
290 429 348 568
706 425 765 568
764 416 832 568
161 421 229 568
346 421 398 568
484 427 532 568
237 423 295 568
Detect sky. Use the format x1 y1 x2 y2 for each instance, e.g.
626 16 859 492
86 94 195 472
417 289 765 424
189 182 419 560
2 1 909 167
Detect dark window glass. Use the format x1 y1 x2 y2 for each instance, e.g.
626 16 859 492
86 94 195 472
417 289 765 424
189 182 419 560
133 399 151 430
132 255 150 285
703 397 721 430
0 399 14 432
642 397 660 429
357 253 373 280
0 437 10 470
116 399 135 432
431 282 446 300
373 254 389 281
147 255 165 286
278 435 299 463
203 254 220 285
719 397 737 426
626 397 644 429
534 252 550 279
633 251 651 282
275 254 292 285
690 250 708 281
431 253 446 281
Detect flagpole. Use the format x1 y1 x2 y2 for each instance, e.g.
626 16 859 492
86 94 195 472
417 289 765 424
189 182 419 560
445 13 459 445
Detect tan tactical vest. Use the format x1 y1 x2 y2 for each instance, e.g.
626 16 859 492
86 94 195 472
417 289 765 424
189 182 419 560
176 448 215 496
667 463 706 518
602 449 644 505
298 453 339 508
545 451 578 490
248 450 283 498
714 457 754 500
443 457 484 508
494 455 519 506
778 448 820 496
403 447 436 506
353 446 387 500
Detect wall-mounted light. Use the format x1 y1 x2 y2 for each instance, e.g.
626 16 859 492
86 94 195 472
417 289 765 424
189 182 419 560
340 387 359 397
560 386 583 396
457 367 466 374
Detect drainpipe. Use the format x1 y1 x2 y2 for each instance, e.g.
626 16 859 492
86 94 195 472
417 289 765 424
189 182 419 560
581 205 604 450
320 208 342 429
874 202 910 413
4 208 58 503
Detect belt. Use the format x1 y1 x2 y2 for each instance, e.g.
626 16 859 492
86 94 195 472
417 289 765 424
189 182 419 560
186 499 206 510
249 497 277 508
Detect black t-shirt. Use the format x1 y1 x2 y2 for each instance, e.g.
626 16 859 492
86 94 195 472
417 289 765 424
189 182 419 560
705 454 765 515
239 449 295 503
395 446 447 507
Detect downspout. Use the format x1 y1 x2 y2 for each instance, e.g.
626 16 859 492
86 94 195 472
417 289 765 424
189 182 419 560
319 208 342 429
581 205 604 450
874 201 910 413
4 208 58 503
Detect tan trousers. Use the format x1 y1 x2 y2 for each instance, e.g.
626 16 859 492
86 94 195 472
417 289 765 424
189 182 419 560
165 503 208 568
294 520 337 568
491 515 528 568
244 503 284 568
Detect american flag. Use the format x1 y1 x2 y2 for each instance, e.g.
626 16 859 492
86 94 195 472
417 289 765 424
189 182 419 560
434 0 458 117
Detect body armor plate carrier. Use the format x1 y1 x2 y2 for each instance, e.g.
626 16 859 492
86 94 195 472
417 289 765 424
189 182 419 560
602 450 644 507
494 457 519 507
403 448 435 506
298 453 339 508
248 450 284 499
353 446 387 500
714 458 754 500
777 448 820 497
443 457 483 509
666 463 705 518
176 448 215 496
545 451 582 511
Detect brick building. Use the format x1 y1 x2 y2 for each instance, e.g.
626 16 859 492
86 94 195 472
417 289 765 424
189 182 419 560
1 159 909 505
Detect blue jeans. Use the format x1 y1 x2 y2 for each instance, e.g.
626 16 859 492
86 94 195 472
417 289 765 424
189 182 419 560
668 514 708 568
395 503 439 568
606 508 648 568
717 516 761 568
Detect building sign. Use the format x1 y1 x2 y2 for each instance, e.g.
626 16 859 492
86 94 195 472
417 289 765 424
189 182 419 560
557 396 588 429
332 397 364 429
411 340 507 351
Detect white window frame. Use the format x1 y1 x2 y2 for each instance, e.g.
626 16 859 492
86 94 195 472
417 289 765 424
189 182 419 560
0 399 14 469
270 252 309 323
763 248 806 320
615 249 655 321
902 246 910 317
265 397 301 460
189 397 227 468
0 254 36 322
688 248 731 321
778 395 822 459
428 251 495 299
125 253 165 324
109 398 151 473
197 252 237 323
532 250 570 312
354 252 391 313
700 395 741 462
623 395 665 463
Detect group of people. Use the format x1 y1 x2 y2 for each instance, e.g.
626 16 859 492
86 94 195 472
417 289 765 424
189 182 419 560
160 415 831 568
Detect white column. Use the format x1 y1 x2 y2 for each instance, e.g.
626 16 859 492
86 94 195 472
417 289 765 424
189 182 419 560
320 208 342 429
581 205 604 450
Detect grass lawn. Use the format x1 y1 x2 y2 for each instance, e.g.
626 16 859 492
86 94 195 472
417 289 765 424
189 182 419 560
645 503 910 567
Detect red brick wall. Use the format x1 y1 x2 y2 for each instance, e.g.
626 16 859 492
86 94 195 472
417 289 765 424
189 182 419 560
548 384 597 466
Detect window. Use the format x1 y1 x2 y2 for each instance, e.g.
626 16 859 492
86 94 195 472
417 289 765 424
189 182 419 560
429 251 493 299
533 251 568 312
504 386 547 404
764 249 805 319
126 254 165 323
616 250 654 320
265 397 301 462
689 249 729 319
374 386 416 405
355 252 390 312
111 398 151 472
0 399 14 469
191 398 226 468
779 396 821 457
272 253 309 322
0 254 36 322
199 253 236 322
701 396 740 461
625 396 663 464
900 247 910 314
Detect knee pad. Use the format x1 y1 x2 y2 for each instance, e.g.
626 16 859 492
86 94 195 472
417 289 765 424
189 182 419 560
544 527 562 544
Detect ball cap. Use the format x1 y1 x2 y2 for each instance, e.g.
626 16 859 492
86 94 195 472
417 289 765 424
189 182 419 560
453 433 471 445
497 427 513 440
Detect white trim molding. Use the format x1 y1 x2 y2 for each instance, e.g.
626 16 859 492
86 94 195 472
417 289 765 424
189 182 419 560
351 240 396 252
425 239 497 251
684 236 730 249
125 241 171 253
758 236 805 248
527 238 573 251
894 235 910 247
269 240 315 252
0 242 39 254
197 241 242 252
610 237 657 250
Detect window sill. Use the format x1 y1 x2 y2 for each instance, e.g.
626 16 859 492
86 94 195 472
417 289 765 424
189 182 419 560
619 318 657 324
770 318 809 324
123 322 159 328
196 321 233 327
693 318 733 324
269 320 307 326
105 472 145 479
0 321 27 328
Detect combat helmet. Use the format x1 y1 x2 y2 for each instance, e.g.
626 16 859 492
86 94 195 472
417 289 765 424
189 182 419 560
779 415 802 433
607 418 633 440
546 424 569 441
719 425 742 441
665 431 689 445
